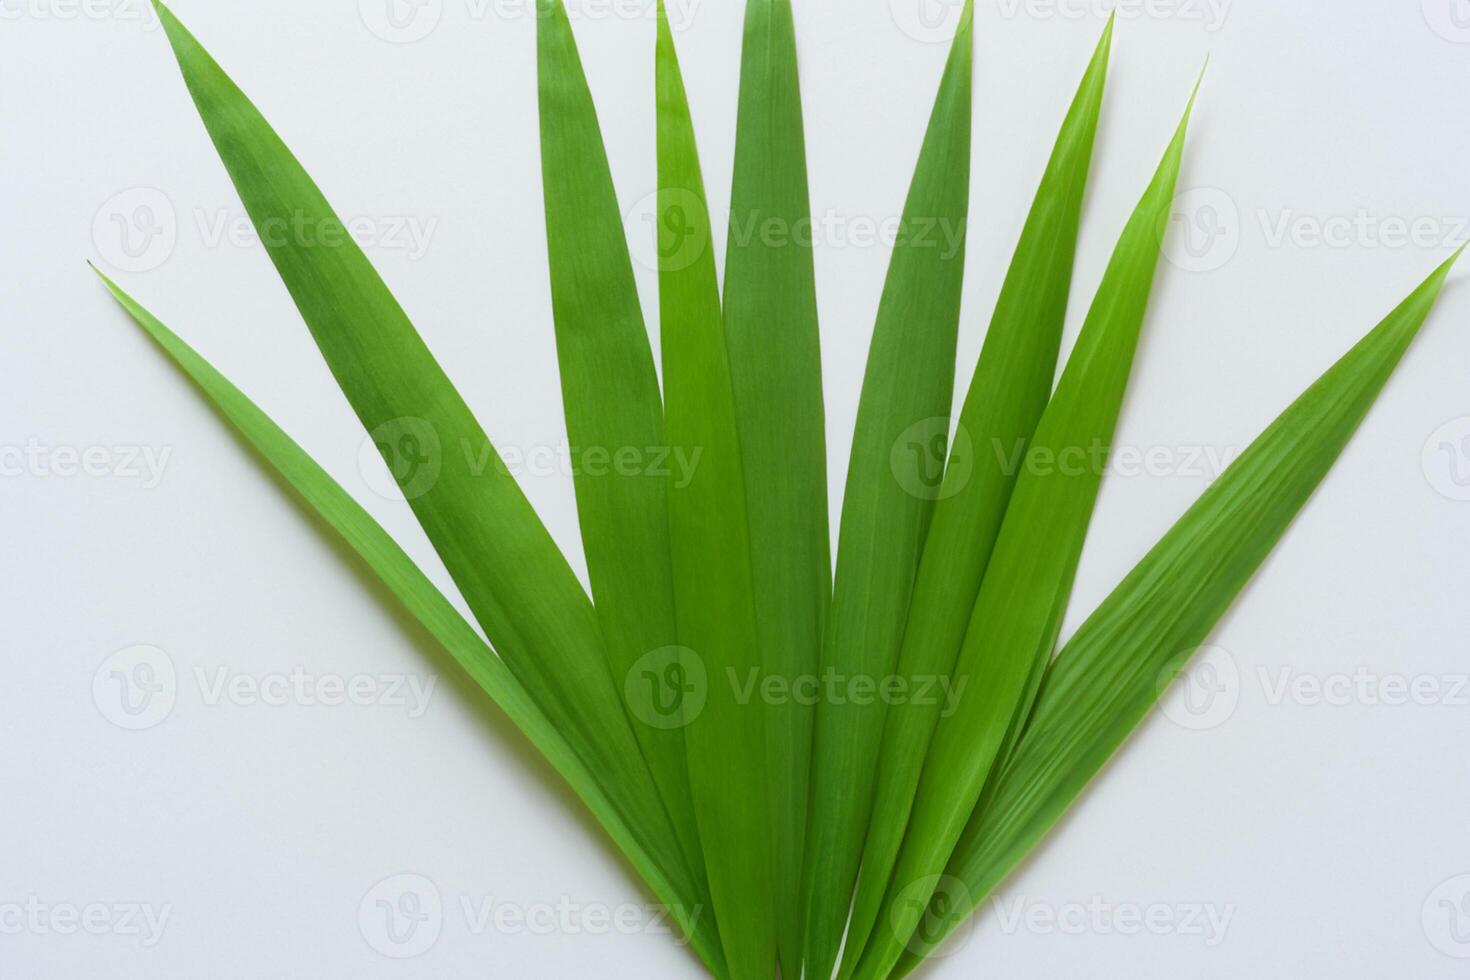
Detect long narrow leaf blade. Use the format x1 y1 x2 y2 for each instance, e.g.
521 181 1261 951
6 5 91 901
854 75 1201 980
799 7 974 978
654 6 770 978
92 271 726 972
839 24 1113 975
723 0 829 969
894 249 1463 975
148 0 690 910
535 0 702 881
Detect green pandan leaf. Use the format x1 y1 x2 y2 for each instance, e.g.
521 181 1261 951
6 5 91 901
894 248 1462 976
147 0 700 931
840 22 1115 976
800 6 974 979
535 0 702 886
853 71 1202 980
654 4 766 978
723 0 829 972
93 269 726 973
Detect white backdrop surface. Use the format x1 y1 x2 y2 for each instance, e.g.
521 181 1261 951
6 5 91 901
2 1 1470 976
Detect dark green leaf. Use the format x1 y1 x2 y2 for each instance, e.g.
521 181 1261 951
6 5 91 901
148 0 695 928
93 269 726 971
852 71 1200 980
723 0 830 971
799 6 974 979
535 0 703 885
654 4 769 977
894 248 1463 975
839 22 1114 976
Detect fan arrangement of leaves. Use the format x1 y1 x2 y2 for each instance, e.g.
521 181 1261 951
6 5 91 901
95 1 1459 977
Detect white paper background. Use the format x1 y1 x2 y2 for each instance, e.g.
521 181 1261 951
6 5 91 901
2 0 1469 976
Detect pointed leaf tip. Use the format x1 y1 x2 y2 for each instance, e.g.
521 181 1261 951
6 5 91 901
1163 63 1207 154
1187 57 1209 112
1423 243 1466 294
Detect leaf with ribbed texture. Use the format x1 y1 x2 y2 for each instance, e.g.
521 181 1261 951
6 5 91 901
535 0 703 884
92 269 726 973
103 8 1461 980
798 6 974 979
892 249 1463 976
723 0 829 970
851 72 1201 980
654 4 768 978
839 23 1113 977
148 0 694 919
